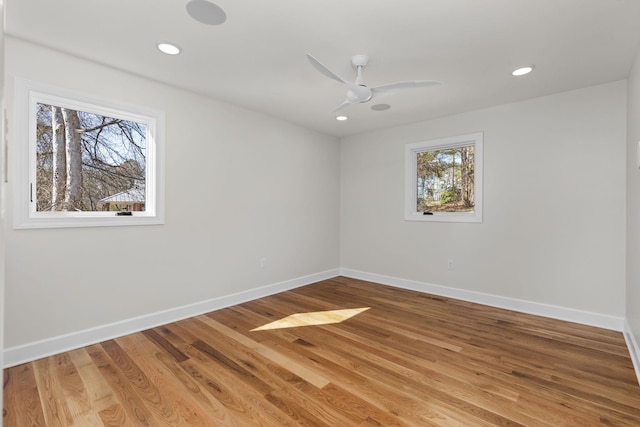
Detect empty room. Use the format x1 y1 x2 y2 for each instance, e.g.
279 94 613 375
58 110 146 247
2 0 640 426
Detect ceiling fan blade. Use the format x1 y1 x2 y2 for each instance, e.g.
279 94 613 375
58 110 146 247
331 98 353 112
307 54 349 85
371 80 441 99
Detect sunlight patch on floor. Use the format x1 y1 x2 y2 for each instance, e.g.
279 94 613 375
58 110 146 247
251 307 370 331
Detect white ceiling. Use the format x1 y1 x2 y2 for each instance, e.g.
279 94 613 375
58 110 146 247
6 0 640 138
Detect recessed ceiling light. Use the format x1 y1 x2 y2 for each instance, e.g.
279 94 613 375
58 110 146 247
157 42 181 55
371 103 391 111
186 0 227 25
336 115 348 121
512 65 534 76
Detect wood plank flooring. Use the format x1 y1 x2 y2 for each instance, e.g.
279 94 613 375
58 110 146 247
4 276 640 426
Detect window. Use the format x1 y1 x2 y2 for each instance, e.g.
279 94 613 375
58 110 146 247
14 78 164 228
405 132 483 223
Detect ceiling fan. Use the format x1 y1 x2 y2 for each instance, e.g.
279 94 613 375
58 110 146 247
307 53 441 112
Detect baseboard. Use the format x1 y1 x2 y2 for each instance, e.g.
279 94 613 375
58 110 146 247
624 319 640 385
4 267 628 368
3 268 340 368
339 268 625 332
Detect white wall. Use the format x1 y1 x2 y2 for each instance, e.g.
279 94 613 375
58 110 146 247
2 36 633 369
627 48 640 366
341 81 627 317
3 37 340 349
1 1 6 422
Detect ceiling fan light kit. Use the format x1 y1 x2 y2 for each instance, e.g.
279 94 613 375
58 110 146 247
307 53 441 113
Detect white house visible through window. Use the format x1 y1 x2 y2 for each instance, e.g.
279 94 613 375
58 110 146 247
405 132 483 223
14 78 164 228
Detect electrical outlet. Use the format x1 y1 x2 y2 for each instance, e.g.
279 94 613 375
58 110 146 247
260 257 267 268
447 259 454 270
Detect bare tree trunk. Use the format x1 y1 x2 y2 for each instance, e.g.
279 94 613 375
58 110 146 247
461 146 474 207
51 106 67 210
62 108 83 211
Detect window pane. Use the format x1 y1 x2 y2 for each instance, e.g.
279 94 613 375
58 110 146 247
35 102 147 212
416 145 475 213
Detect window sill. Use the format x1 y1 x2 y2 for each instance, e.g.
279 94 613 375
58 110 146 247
14 212 164 229
404 212 482 223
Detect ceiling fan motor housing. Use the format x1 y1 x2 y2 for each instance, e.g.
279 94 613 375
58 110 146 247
347 85 373 103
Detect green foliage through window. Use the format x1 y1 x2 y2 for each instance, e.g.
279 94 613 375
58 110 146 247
416 145 475 213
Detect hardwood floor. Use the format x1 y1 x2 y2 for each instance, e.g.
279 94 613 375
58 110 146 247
4 276 640 426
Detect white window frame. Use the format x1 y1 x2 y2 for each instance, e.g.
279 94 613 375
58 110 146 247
14 78 165 229
405 132 483 223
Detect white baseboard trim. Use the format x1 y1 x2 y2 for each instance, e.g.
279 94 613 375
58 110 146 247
3 268 340 368
4 268 629 368
623 319 640 385
339 269 625 332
